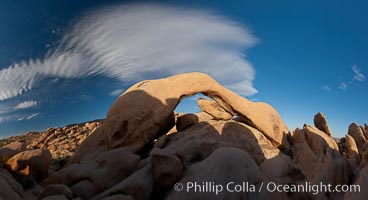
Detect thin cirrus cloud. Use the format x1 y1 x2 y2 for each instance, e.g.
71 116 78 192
352 65 365 82
339 82 348 90
0 101 39 123
109 89 124 96
321 85 331 91
0 3 259 103
17 113 39 121
0 112 40 123
14 100 38 110
325 65 365 91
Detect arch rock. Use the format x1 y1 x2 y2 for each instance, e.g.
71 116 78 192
70 72 290 163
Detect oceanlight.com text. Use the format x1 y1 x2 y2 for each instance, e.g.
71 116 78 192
173 181 360 195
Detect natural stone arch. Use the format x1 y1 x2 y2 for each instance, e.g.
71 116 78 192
71 72 290 163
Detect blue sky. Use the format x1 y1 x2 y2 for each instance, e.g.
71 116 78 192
0 0 367 138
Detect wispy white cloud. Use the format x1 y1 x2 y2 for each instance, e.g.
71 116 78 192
14 100 38 110
0 104 12 115
109 89 124 96
0 100 39 123
26 113 39 120
79 94 93 101
339 82 348 90
0 3 258 102
321 85 331 91
352 65 365 82
1 112 40 123
17 113 40 121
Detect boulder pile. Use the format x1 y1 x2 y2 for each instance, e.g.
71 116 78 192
0 72 367 200
0 120 103 160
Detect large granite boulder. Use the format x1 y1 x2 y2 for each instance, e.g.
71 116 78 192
6 149 52 181
0 168 23 200
348 123 367 154
45 148 140 199
292 126 352 199
197 98 232 120
0 142 26 159
165 147 284 200
71 73 290 164
314 112 333 136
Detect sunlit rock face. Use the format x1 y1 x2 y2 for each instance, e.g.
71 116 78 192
0 73 367 200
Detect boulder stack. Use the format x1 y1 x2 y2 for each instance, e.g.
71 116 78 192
314 112 333 136
0 73 367 200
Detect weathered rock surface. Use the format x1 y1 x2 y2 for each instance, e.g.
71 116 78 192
6 149 52 181
304 124 339 154
0 142 26 159
197 98 232 120
28 121 103 159
0 73 367 200
150 148 183 188
94 165 153 200
38 184 72 200
362 123 368 139
314 112 333 136
344 134 360 160
166 147 284 200
361 148 368 169
0 120 103 161
45 148 140 199
0 168 23 200
344 166 368 200
342 134 361 176
292 125 352 200
73 72 290 165
175 112 214 132
164 120 282 167
176 114 199 132
348 123 367 154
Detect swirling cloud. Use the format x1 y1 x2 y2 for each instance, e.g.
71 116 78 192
0 3 258 102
